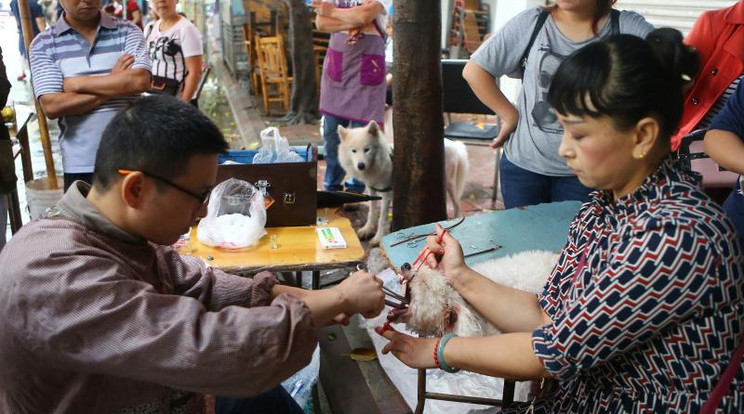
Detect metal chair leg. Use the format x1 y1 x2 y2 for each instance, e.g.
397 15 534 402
415 369 426 414
491 148 501 209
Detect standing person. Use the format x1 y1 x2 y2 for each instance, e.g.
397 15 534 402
672 1 744 150
9 0 46 81
29 0 150 190
144 0 202 103
125 0 143 29
0 96 386 414
379 31 744 413
463 0 653 209
0 47 15 251
312 0 391 194
704 81 744 248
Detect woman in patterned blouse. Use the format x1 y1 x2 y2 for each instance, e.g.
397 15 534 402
377 29 744 413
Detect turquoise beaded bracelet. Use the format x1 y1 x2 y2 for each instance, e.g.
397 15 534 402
436 333 460 373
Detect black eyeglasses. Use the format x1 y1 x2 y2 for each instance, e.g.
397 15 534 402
119 169 212 205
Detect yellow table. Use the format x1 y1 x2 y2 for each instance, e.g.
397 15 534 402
184 208 365 289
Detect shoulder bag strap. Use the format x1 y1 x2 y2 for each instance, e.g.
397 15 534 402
610 8 620 35
520 9 550 78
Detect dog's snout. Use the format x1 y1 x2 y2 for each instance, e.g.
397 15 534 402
357 162 366 170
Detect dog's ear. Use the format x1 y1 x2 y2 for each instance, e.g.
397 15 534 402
367 120 380 137
337 125 348 142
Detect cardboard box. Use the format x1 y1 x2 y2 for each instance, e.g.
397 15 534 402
216 145 317 227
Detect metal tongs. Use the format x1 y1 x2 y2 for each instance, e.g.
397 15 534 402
383 262 411 311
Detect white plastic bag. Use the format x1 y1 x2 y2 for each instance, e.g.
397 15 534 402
253 127 304 164
196 178 267 249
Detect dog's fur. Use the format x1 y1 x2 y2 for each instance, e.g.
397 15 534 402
337 120 469 246
394 250 559 337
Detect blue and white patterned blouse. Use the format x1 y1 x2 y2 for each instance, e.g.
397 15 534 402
532 157 744 413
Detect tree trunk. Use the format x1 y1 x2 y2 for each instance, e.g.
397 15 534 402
392 0 445 230
282 0 320 125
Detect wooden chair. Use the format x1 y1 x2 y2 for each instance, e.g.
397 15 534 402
312 29 330 96
244 10 278 96
256 35 293 115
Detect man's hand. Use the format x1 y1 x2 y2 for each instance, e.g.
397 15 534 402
112 53 135 74
333 270 384 318
311 0 335 17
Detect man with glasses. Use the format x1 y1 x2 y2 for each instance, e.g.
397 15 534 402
0 96 385 414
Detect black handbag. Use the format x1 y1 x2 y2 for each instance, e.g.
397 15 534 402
149 75 181 96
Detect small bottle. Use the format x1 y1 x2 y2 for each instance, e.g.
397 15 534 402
270 234 278 249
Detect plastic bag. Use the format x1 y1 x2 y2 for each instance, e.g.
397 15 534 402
281 346 320 413
196 178 267 249
253 127 304 164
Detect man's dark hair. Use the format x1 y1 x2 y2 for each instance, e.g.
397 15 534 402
93 95 229 191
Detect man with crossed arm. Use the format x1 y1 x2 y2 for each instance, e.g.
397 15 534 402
29 0 150 190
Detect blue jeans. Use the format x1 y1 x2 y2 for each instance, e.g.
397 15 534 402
322 114 366 193
216 386 304 414
723 180 744 248
499 152 592 209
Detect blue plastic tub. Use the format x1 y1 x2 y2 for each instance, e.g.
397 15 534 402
218 144 313 164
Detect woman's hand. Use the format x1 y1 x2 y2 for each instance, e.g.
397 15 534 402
490 105 518 149
375 323 438 369
424 224 469 289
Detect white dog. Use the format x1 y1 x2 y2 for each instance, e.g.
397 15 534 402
389 250 559 337
337 120 469 246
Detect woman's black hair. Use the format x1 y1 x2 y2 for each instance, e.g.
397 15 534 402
547 29 700 144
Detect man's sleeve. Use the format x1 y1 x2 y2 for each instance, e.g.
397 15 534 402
708 81 744 138
161 246 277 310
8 242 317 397
123 22 150 70
532 220 718 381
28 35 64 98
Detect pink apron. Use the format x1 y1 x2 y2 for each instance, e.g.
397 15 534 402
319 26 387 125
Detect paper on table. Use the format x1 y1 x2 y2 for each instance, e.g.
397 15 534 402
316 227 347 249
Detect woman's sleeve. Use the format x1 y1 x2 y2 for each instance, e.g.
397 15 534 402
470 7 541 79
181 22 204 58
532 219 718 381
685 10 715 66
618 10 655 38
709 81 744 138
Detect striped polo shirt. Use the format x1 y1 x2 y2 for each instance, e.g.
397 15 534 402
29 12 149 174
